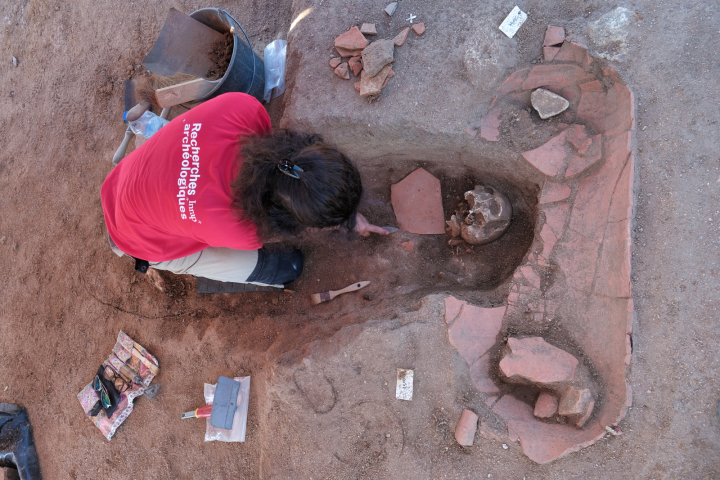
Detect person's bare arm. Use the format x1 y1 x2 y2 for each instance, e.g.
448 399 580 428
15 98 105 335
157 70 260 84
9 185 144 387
353 212 390 237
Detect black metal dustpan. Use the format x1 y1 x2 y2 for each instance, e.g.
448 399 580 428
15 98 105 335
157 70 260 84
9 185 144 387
142 7 225 78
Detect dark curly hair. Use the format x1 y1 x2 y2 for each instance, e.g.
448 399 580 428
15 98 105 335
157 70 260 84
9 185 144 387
232 129 363 240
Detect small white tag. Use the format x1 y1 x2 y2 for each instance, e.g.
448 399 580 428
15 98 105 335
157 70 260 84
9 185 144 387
499 6 527 38
396 368 413 401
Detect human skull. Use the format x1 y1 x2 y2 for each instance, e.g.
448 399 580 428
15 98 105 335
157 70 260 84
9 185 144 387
460 185 512 245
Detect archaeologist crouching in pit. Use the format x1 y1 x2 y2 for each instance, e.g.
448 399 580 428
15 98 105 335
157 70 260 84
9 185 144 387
101 92 388 288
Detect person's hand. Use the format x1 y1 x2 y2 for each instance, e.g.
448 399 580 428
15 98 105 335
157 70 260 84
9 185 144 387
354 212 390 237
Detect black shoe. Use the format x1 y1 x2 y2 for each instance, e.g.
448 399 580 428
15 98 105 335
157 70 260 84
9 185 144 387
0 404 41 480
246 246 304 287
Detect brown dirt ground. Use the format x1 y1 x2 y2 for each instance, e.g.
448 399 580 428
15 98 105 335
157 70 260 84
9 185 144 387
0 0 719 478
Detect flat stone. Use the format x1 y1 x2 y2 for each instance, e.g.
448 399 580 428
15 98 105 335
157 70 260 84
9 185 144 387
334 63 350 80
607 153 635 223
554 41 591 70
448 304 506 365
335 26 369 51
577 76 633 136
360 23 377 36
558 386 594 417
348 56 363 76
543 202 570 239
412 23 425 35
539 181 571 204
531 88 570 119
553 229 600 293
384 2 398 16
575 400 595 428
444 296 466 324
543 46 561 62
361 39 395 77
594 218 631 298
470 352 500 393
499 337 578 387
566 124 593 154
382 70 395 88
568 131 630 242
492 394 606 464
565 136 602 178
522 64 594 91
479 107 501 141
520 265 540 288
534 391 558 418
497 67 529 94
521 129 569 177
329 57 341 69
359 64 393 97
390 167 445 234
543 26 565 46
393 27 410 46
401 240 414 253
455 409 479 446
335 46 363 58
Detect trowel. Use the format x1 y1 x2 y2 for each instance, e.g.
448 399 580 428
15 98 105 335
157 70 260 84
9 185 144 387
181 376 240 429
382 226 399 234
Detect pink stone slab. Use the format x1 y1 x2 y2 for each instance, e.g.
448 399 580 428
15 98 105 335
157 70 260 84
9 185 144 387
594 218 631 298
566 124 592 154
500 337 578 386
448 304 506 365
553 41 591 70
534 391 558 418
467 60 635 464
522 65 594 91
521 130 569 177
480 107 502 141
334 26 369 51
455 409 479 446
492 395 606 464
568 131 631 242
543 46 561 62
444 296 466 324
542 202 570 238
540 181 571 204
498 68 530 94
391 168 446 234
520 265 540 288
470 353 500 393
543 26 565 46
578 79 633 137
565 135 602 178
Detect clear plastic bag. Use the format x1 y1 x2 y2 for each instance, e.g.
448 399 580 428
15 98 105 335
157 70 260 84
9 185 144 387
263 39 287 102
203 376 251 442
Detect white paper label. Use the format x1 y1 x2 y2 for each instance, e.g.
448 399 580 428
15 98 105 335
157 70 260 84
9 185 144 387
396 368 413 401
499 6 527 38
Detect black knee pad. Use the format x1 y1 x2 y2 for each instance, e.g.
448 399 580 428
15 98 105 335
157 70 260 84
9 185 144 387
246 246 304 287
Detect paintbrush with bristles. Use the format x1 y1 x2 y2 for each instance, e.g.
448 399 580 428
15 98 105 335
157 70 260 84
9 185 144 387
310 281 371 305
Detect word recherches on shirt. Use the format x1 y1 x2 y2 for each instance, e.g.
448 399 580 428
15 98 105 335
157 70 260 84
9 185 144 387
178 123 202 222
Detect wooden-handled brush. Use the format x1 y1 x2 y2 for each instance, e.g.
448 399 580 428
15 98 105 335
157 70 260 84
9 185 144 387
311 281 371 305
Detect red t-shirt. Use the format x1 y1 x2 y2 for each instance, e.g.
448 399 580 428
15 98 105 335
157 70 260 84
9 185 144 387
102 93 270 262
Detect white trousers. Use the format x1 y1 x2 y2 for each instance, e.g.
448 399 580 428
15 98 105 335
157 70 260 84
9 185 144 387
150 247 272 285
